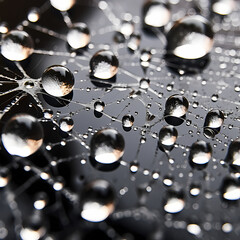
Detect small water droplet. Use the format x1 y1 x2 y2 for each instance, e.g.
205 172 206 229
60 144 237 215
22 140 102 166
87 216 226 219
120 20 134 37
34 192 48 210
0 22 9 34
43 109 53 119
189 140 212 169
122 114 134 128
222 223 233 233
94 100 105 112
130 160 139 173
127 33 141 52
211 94 218 102
59 116 74 132
221 178 240 201
187 224 201 236
189 184 201 196
164 191 185 213
67 22 90 49
41 65 75 97
80 180 115 222
203 109 224 138
164 94 189 126
1 30 34 61
1 114 44 157
90 50 119 79
90 129 125 164
50 0 76 11
139 78 150 89
224 139 240 170
0 168 10 188
27 8 40 22
212 0 236 15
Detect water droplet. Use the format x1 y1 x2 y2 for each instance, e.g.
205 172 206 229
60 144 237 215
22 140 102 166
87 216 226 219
139 78 150 89
90 129 125 164
234 85 240 92
27 8 40 22
158 125 178 152
187 224 201 236
164 191 185 213
222 223 233 233
50 0 76 11
130 161 139 173
41 65 75 97
163 176 173 186
212 0 236 15
164 94 189 126
80 180 115 222
152 171 160 180
67 22 90 49
59 116 74 132
1 30 34 61
140 49 152 69
34 192 48 210
90 50 119 79
43 109 53 119
120 20 134 37
127 33 141 52
189 184 201 196
143 0 171 28
122 114 134 128
189 141 212 169
203 109 224 138
0 22 9 34
211 94 218 102
225 139 240 170
221 178 240 201
94 100 105 112
1 114 44 157
0 168 10 188
166 15 214 59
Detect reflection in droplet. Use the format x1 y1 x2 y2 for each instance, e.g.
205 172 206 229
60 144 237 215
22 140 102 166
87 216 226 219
203 109 224 138
166 15 214 60
128 33 141 52
212 0 236 15
59 117 74 132
221 178 240 201
189 141 212 169
90 50 119 79
164 191 185 213
90 129 125 164
158 125 178 152
225 139 240 171
164 94 189 126
27 8 40 23
1 30 34 61
2 114 44 157
143 0 171 28
94 100 105 112
50 0 76 11
67 23 90 49
41 65 75 97
122 114 134 128
81 180 115 222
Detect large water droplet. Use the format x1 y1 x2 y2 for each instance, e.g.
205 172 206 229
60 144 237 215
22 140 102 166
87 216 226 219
143 0 171 28
164 190 185 213
1 30 34 61
1 114 44 157
221 178 240 201
90 50 119 79
158 125 178 152
67 23 90 49
224 139 240 171
50 0 76 11
189 140 212 169
203 109 224 138
41 65 75 97
80 180 115 222
164 94 189 126
166 15 214 59
59 116 74 132
212 0 236 16
90 129 125 164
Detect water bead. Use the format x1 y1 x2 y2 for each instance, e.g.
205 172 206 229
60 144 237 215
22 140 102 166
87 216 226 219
221 178 240 201
189 141 212 169
224 139 240 170
94 100 105 112
127 33 141 52
1 114 44 157
166 15 214 59
27 8 40 23
59 116 74 132
122 114 134 128
50 0 76 11
164 191 185 213
41 65 75 97
80 180 115 222
67 23 90 49
0 22 9 34
90 129 125 164
212 0 236 16
1 30 34 61
90 50 119 79
143 0 171 28
119 20 134 37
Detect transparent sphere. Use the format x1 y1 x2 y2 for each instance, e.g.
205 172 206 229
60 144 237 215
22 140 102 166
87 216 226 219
27 8 40 22
90 129 125 164
94 100 105 112
67 23 90 49
59 116 74 132
90 50 119 79
122 114 134 128
50 0 76 11
41 65 75 97
143 0 171 28
164 191 185 213
1 114 44 157
166 15 214 59
225 139 240 168
221 178 240 201
212 0 236 16
1 30 34 61
81 180 115 222
189 140 212 168
158 125 178 151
